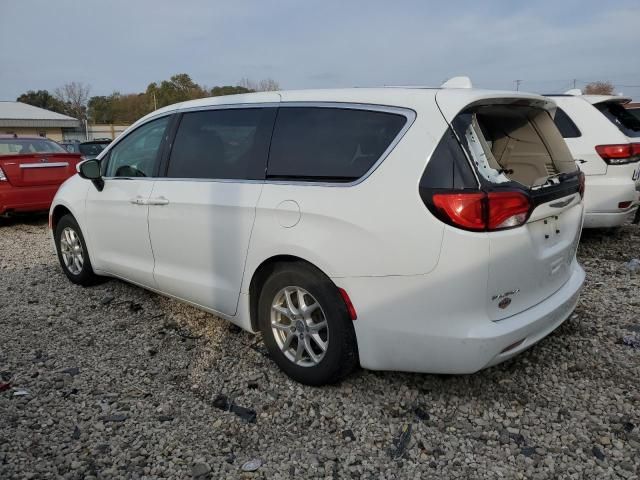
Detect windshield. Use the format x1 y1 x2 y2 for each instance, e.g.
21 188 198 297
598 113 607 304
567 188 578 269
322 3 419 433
0 138 67 155
79 142 108 156
595 102 640 138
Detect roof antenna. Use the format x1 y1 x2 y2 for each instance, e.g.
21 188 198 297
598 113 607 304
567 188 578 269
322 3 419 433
441 76 473 89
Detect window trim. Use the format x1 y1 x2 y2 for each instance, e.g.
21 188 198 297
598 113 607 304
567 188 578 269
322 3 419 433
100 113 176 180
152 102 416 187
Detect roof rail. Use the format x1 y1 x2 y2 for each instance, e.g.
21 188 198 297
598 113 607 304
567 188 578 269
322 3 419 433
441 76 473 89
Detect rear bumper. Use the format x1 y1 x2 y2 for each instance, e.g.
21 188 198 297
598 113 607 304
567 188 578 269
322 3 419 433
583 207 638 228
0 183 57 215
583 173 640 228
340 261 585 374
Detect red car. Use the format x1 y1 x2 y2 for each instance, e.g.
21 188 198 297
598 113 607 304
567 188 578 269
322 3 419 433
0 135 82 215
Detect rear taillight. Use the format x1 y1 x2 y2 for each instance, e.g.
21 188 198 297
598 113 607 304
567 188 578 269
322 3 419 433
595 143 640 165
0 166 6 181
487 192 531 230
432 191 531 231
432 192 485 230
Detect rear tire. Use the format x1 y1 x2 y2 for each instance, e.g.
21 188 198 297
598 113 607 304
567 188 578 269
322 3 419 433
258 262 358 385
55 214 103 286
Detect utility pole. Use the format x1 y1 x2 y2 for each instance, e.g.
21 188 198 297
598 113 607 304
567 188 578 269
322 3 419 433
572 78 577 89
514 80 522 91
153 92 157 110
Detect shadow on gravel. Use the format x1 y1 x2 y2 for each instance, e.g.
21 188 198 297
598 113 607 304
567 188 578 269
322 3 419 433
0 212 49 228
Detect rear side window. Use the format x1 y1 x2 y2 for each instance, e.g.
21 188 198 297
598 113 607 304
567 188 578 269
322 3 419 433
419 128 477 190
167 108 276 180
595 102 640 138
267 107 407 182
553 108 581 138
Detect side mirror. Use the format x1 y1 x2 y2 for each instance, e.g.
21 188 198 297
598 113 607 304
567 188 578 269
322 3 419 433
78 159 104 191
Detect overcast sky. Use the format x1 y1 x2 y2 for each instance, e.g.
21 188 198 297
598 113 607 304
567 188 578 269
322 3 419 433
1 0 639 100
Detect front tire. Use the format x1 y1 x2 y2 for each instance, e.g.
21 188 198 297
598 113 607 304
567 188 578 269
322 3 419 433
55 214 103 286
258 262 358 385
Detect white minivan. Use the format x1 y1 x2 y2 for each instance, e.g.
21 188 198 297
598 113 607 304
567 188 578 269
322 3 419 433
547 91 640 228
50 87 585 385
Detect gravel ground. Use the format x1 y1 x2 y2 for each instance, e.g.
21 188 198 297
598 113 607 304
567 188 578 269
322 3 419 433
1 215 639 479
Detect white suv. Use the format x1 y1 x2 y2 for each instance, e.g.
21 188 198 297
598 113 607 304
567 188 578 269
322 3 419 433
547 91 640 228
50 87 585 385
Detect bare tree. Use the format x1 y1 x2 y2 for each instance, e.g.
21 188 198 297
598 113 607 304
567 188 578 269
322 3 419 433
583 81 615 95
54 82 91 120
257 78 280 91
238 77 280 92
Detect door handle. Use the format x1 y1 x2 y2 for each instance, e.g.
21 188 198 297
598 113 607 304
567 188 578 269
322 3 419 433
147 196 170 206
575 159 587 164
129 196 146 205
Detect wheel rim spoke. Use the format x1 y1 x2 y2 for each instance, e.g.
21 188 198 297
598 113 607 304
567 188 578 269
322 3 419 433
308 320 327 333
304 336 321 363
272 304 292 319
284 288 300 315
294 338 305 362
310 333 328 352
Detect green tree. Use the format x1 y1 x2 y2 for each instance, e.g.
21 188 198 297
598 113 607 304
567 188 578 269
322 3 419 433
87 95 115 123
16 89 67 114
146 73 207 108
210 85 254 96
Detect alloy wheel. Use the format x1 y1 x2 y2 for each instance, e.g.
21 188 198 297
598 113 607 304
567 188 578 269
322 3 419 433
60 227 84 275
270 286 329 367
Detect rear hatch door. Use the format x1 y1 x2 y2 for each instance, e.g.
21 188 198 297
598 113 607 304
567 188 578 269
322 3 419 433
0 153 81 187
436 89 584 320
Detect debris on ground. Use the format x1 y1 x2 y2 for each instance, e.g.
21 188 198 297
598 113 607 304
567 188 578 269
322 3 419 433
413 405 430 421
0 382 10 392
624 258 640 272
212 394 257 423
100 295 115 305
342 429 356 441
249 341 270 358
241 458 262 472
12 389 29 396
592 446 606 461
621 334 640 349
390 424 412 459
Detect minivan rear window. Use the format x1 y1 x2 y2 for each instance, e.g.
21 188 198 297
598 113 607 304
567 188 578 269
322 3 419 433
595 102 640 138
267 107 407 182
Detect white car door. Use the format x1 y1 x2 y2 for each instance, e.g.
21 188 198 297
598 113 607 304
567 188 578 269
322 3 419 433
148 107 277 316
85 115 172 287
